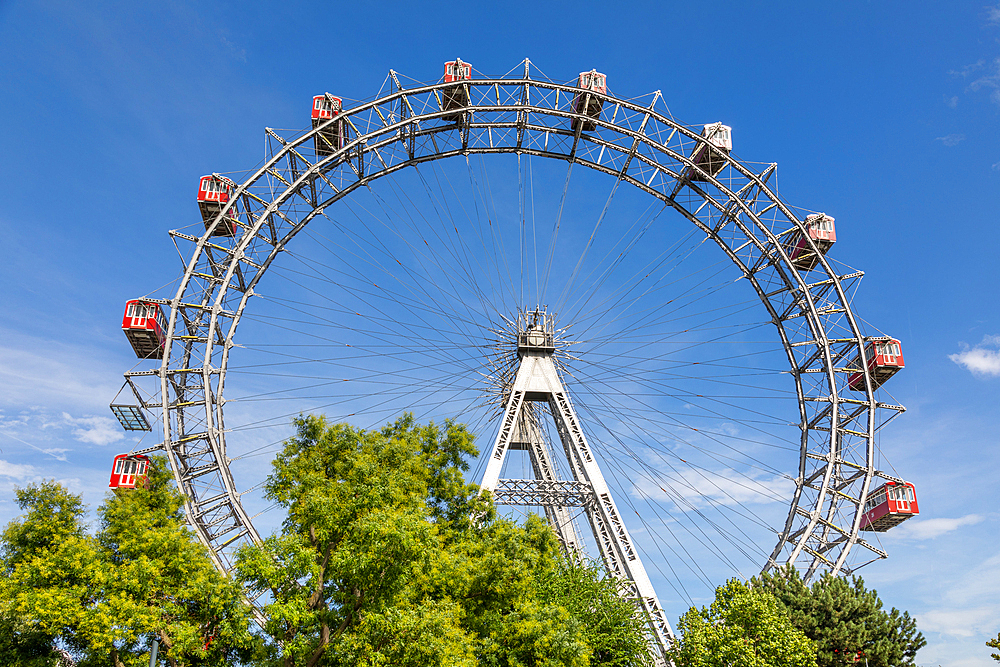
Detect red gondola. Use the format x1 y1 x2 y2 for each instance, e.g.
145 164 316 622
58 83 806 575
442 58 473 121
122 299 167 359
860 481 918 531
784 213 836 270
686 122 732 181
197 174 239 236
848 338 904 391
109 454 150 489
312 94 345 157
570 70 607 132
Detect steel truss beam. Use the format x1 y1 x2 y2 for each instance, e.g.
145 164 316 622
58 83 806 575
133 59 901 622
481 329 676 666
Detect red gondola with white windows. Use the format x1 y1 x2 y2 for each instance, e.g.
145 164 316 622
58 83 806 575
312 94 346 157
122 299 167 359
860 481 919 531
109 454 150 489
686 122 732 181
783 213 836 271
442 59 473 121
848 338 904 391
570 70 607 132
197 174 239 236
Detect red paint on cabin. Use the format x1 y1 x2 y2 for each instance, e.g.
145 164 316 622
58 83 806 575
109 454 150 489
571 70 607 132
785 213 836 270
122 299 167 359
687 123 732 181
848 339 904 391
442 59 473 121
443 59 472 83
860 481 919 531
312 95 346 156
197 174 239 236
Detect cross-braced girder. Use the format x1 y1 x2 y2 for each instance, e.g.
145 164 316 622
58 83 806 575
120 59 905 624
480 310 676 664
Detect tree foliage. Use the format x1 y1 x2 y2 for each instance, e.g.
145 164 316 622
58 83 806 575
0 460 255 667
671 578 816 667
987 631 1000 662
235 413 653 667
754 565 926 667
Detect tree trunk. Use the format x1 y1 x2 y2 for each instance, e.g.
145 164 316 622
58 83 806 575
158 629 180 667
305 623 330 667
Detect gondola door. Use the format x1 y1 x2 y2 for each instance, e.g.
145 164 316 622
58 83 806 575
895 485 910 512
120 458 135 487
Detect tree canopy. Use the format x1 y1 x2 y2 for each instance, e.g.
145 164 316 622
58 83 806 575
987 631 1000 662
0 413 932 667
754 565 926 667
0 460 255 667
234 413 653 667
671 578 816 667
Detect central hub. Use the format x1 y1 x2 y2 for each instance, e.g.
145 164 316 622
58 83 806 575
517 307 556 354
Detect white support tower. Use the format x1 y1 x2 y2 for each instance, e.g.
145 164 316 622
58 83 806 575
481 308 676 666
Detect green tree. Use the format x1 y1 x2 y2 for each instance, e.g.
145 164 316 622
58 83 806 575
235 413 652 667
754 565 926 667
671 578 817 667
987 631 1000 662
0 460 255 667
0 481 84 666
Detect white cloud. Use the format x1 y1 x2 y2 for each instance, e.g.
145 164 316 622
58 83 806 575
969 57 1000 104
0 427 73 461
0 339 127 412
944 95 959 108
61 413 124 446
893 514 983 540
0 460 38 480
950 60 985 79
993 161 1000 171
936 133 966 146
921 605 998 638
989 3 1000 25
219 33 247 62
949 335 1000 376
632 466 793 510
946 553 1000 607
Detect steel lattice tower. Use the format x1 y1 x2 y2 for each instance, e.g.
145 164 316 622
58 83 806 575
480 308 676 665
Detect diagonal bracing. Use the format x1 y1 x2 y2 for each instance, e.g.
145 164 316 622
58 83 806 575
480 308 676 665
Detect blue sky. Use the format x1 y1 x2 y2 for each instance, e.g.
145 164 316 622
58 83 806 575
1 0 999 664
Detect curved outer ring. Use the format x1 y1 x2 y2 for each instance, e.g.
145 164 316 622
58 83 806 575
153 63 895 601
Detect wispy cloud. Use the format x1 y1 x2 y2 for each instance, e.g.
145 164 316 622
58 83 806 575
944 95 959 108
936 133 966 146
61 413 124 446
968 57 1000 106
949 334 1000 376
0 338 127 412
893 514 983 540
921 553 1000 639
219 33 246 62
0 429 72 462
0 460 38 480
921 605 997 638
993 161 1000 171
632 466 792 511
988 3 1000 25
950 60 985 78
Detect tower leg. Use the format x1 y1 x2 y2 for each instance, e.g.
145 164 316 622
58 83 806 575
481 336 676 665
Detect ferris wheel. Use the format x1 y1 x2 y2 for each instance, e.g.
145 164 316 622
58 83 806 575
109 58 918 655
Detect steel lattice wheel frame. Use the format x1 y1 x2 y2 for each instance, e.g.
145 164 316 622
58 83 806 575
143 60 904 603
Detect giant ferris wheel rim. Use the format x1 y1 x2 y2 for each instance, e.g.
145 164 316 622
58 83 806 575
147 59 895 599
